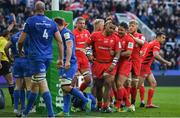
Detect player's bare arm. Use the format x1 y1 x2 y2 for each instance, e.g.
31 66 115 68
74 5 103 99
129 34 145 45
18 31 26 56
153 51 171 66
54 31 64 68
108 50 121 72
65 40 73 70
4 41 13 63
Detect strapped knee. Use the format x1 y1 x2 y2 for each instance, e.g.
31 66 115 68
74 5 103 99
32 73 46 83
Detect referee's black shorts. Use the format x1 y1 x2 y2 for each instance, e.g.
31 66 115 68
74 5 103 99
0 61 11 76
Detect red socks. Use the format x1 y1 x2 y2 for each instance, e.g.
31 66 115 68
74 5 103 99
147 88 154 105
139 86 145 103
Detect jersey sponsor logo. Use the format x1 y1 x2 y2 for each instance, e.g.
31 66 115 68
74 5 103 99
64 32 70 40
128 42 134 49
98 46 109 50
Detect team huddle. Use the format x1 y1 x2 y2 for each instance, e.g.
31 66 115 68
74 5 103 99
0 1 172 117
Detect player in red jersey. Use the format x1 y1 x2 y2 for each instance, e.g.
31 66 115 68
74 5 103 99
128 20 146 110
88 22 121 113
138 32 171 108
73 17 92 91
114 22 135 112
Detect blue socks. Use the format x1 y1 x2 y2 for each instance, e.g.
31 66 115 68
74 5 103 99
42 91 54 117
23 92 38 115
63 94 71 113
13 90 20 110
26 90 31 100
70 88 88 103
20 90 25 110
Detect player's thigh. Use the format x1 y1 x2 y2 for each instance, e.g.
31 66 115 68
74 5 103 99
146 73 157 88
116 74 128 87
39 79 49 93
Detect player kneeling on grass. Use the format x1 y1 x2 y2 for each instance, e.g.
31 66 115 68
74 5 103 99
71 92 96 112
138 32 171 108
54 17 92 117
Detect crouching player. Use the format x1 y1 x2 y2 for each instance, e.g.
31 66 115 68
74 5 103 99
55 18 91 116
88 21 121 113
5 31 32 114
138 32 171 108
71 92 96 112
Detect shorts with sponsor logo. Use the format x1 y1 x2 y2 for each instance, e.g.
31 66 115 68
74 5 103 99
13 58 32 78
117 60 132 78
132 60 142 77
29 58 51 75
59 63 77 85
140 64 151 78
92 61 117 79
76 52 90 70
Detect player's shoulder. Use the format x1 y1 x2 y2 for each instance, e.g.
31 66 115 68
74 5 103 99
91 31 101 37
83 29 90 34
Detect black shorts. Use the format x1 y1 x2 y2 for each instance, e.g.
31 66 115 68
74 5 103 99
0 61 11 76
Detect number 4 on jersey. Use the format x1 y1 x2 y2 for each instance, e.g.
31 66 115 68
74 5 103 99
43 29 48 39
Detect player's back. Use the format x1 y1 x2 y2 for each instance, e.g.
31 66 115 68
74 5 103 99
11 31 29 58
60 28 77 64
142 40 160 66
24 14 57 59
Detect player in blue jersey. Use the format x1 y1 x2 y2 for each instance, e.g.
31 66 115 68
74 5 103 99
5 30 32 114
17 1 64 117
54 18 92 116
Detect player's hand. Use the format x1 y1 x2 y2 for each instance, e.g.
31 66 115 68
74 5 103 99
65 61 70 70
57 59 63 69
110 50 115 56
108 63 115 72
0 62 2 69
166 61 172 67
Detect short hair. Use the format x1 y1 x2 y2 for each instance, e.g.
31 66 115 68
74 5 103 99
54 17 64 26
76 17 85 23
129 19 138 25
119 22 128 30
35 1 45 12
93 19 104 26
156 31 165 37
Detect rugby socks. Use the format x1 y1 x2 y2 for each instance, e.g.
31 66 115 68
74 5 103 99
139 86 145 103
97 101 103 108
42 91 54 117
70 88 88 103
63 94 71 113
13 90 20 110
123 88 131 107
125 86 131 99
20 90 25 110
131 87 137 105
115 88 124 108
147 88 154 105
23 92 38 115
26 90 31 100
80 82 88 91
8 84 14 104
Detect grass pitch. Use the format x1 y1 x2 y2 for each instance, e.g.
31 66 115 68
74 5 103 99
0 87 180 117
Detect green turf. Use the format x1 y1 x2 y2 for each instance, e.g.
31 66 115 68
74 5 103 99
0 87 180 117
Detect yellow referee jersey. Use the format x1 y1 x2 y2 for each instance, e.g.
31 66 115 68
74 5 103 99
0 36 9 62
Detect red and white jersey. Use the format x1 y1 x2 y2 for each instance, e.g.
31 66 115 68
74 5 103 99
73 28 91 49
142 40 160 66
131 32 145 61
88 31 121 62
119 33 134 61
